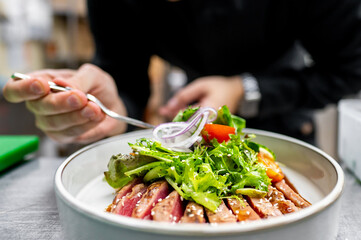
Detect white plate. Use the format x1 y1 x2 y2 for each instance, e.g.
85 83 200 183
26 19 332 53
54 129 344 240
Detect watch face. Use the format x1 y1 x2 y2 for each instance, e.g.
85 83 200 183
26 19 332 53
246 92 262 101
239 74 261 118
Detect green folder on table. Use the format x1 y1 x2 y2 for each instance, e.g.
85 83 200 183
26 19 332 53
0 135 39 172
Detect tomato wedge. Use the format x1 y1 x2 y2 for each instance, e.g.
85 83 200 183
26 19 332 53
257 148 284 182
201 123 236 143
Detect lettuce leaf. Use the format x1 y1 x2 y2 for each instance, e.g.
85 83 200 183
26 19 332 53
104 153 155 189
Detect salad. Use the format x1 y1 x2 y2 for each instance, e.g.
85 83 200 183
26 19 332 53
104 105 310 223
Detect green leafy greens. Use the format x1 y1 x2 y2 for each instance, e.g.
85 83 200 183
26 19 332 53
104 106 271 211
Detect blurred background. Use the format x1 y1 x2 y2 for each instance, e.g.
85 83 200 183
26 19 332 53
0 0 352 160
0 0 177 157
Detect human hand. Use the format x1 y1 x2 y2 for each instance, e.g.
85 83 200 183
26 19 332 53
159 75 244 120
2 64 127 144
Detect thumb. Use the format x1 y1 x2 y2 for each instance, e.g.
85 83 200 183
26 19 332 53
55 64 108 94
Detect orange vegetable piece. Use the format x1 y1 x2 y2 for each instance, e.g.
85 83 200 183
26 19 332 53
258 148 284 183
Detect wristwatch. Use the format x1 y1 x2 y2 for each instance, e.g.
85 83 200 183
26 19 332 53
238 73 261 118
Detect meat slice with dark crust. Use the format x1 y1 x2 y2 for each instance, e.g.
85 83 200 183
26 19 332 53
151 190 184 222
109 178 141 213
112 183 148 216
180 202 206 223
267 185 299 214
132 180 169 219
226 197 261 222
274 179 311 209
205 200 237 224
247 197 283 219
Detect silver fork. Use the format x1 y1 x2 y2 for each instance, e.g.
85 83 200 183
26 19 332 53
11 72 155 129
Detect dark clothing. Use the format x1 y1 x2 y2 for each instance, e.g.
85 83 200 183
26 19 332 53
87 0 361 142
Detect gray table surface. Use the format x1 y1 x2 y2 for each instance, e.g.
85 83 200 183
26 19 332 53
0 156 360 240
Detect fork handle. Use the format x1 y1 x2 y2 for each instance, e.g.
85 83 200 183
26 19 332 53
12 72 72 93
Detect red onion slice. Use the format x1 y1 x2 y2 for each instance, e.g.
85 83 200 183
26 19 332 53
152 107 217 151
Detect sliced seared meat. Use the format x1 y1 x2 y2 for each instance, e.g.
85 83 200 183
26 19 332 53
226 197 261 222
267 185 299 214
180 202 206 223
112 183 148 216
247 197 283 219
205 200 237 224
283 175 300 193
109 178 141 213
274 179 311 209
108 177 311 223
151 190 184 222
132 180 169 219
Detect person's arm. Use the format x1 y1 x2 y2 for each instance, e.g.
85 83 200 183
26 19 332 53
87 0 153 127
254 0 361 118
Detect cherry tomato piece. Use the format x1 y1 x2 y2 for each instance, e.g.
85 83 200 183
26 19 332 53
202 123 236 143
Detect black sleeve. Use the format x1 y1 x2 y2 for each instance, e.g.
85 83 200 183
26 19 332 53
86 0 152 128
255 0 361 119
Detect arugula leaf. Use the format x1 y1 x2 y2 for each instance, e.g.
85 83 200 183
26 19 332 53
231 115 246 134
143 165 168 182
213 105 246 134
172 106 200 122
213 105 233 125
209 135 270 192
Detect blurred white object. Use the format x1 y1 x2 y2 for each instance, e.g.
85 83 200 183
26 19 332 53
338 99 361 180
0 0 51 69
163 66 187 104
26 0 53 40
0 0 52 41
167 67 187 92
